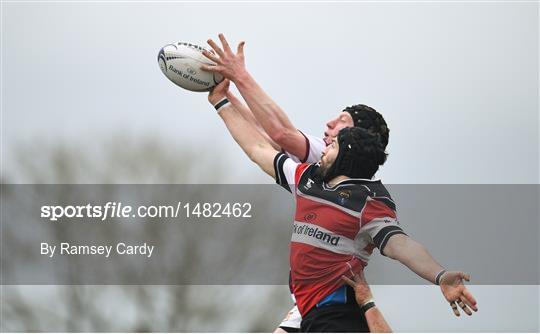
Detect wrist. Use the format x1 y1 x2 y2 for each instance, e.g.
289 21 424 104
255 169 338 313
360 300 376 314
209 95 225 106
213 97 231 112
234 70 253 88
360 298 374 307
435 269 447 285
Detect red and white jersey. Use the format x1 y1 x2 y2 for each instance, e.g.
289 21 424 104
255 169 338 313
279 131 324 329
283 131 326 164
273 153 406 317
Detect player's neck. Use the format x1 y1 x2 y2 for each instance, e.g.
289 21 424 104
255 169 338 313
326 175 350 188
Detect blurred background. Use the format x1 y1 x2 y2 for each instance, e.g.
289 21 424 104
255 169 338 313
1 1 538 332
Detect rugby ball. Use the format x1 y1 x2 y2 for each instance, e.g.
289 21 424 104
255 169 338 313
158 42 224 92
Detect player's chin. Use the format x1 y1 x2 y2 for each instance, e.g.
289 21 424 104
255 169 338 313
319 160 329 172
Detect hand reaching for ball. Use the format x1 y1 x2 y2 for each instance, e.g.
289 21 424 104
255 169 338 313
201 34 247 83
208 79 230 106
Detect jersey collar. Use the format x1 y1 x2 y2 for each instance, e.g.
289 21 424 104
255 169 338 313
323 177 381 191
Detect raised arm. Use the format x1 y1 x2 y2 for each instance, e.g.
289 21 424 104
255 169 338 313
209 79 279 178
201 34 308 159
383 234 478 317
226 91 280 150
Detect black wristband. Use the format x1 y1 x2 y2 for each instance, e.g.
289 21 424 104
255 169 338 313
214 98 230 111
435 269 447 285
360 301 376 314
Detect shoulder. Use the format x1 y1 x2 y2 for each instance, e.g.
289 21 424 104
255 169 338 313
295 163 320 185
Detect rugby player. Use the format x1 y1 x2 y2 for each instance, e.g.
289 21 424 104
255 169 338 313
202 36 389 331
210 82 388 333
202 35 478 332
219 97 389 332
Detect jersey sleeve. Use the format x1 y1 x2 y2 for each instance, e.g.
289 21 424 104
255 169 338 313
273 152 299 193
359 198 407 256
283 131 326 164
303 132 326 164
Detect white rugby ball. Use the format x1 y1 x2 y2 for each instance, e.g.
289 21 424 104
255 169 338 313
158 42 223 92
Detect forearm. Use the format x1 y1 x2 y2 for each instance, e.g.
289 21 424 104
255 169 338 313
227 92 280 150
386 236 444 284
202 36 305 157
217 104 278 176
365 307 392 333
234 72 298 142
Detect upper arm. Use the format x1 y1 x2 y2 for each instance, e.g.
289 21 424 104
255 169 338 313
272 152 300 193
359 199 407 257
379 234 410 260
274 129 310 162
282 132 326 164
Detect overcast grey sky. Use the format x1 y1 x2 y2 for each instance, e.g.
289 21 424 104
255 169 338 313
1 1 539 332
2 1 538 184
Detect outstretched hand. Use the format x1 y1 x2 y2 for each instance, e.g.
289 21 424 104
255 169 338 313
201 34 247 82
439 271 478 316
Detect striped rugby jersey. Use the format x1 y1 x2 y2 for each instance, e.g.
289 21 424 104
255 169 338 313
273 152 406 316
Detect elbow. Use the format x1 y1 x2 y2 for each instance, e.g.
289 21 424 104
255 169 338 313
245 147 258 163
383 247 399 261
245 141 267 163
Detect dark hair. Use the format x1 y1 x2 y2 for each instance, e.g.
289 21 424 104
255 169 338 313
343 104 389 149
322 127 387 181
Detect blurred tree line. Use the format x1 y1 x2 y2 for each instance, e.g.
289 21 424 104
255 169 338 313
1 136 293 332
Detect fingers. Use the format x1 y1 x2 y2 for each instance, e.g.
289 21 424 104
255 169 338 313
450 301 460 317
218 33 232 54
215 78 230 90
207 38 225 58
202 50 220 64
457 299 472 316
461 272 471 282
341 275 356 288
460 294 478 312
356 270 367 282
200 64 223 74
461 289 478 311
200 64 212 72
462 289 477 306
237 41 245 55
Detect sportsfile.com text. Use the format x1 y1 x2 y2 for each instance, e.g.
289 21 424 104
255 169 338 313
40 202 253 221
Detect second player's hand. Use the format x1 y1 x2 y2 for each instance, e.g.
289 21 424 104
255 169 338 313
439 271 478 317
208 79 230 106
341 270 373 306
201 33 247 82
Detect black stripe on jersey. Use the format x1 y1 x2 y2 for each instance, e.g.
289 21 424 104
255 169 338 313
297 130 310 163
274 152 292 193
373 225 407 256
